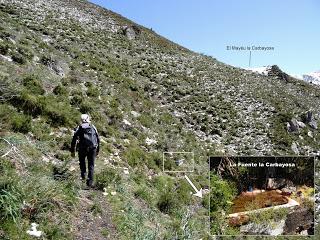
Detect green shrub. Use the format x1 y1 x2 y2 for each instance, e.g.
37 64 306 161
11 91 45 116
11 52 26 64
70 95 83 107
52 163 72 181
175 181 192 205
17 45 34 60
79 100 93 114
157 191 179 215
54 151 72 162
53 84 67 95
95 168 121 190
0 104 13 129
0 187 22 223
11 114 32 133
123 146 147 167
41 95 78 127
210 174 237 235
147 152 162 170
22 75 45 95
0 42 10 55
0 104 32 133
84 82 93 88
87 86 99 97
132 170 148 184
152 176 174 192
138 114 153 128
0 161 22 223
210 174 237 213
134 186 152 205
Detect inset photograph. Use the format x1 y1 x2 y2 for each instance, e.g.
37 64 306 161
209 156 315 236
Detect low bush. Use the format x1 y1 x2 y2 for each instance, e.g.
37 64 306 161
42 95 78 127
123 146 147 167
137 114 153 128
134 186 153 205
11 91 45 116
0 41 10 55
53 84 68 95
11 52 26 64
0 104 32 134
22 75 45 95
17 45 34 60
95 168 121 190
10 114 32 134
87 86 99 97
79 100 93 114
157 191 179 215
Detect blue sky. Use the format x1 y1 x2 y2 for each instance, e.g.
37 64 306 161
89 0 319 75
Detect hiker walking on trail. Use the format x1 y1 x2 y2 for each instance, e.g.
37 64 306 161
71 114 100 187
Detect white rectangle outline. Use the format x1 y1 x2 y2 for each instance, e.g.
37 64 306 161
208 155 316 237
162 151 195 173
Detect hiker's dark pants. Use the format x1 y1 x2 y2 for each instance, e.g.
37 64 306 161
78 147 97 182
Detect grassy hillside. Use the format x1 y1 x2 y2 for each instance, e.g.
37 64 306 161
0 0 319 239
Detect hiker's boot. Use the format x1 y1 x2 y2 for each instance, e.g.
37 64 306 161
86 179 93 188
81 172 86 181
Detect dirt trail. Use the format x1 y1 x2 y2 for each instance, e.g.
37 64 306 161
70 188 117 240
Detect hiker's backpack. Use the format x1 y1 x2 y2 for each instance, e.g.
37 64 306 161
80 124 98 149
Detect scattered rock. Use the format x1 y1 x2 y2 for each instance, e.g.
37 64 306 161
26 223 42 238
122 119 132 130
297 121 306 128
287 118 299 132
309 120 317 129
41 56 69 76
291 142 299 155
131 111 141 118
302 111 318 129
103 188 108 196
281 187 296 195
69 166 76 171
0 54 13 62
175 159 184 166
110 191 116 196
145 137 157 145
123 168 129 175
122 119 131 126
42 155 50 163
267 178 294 189
304 111 313 123
122 25 140 40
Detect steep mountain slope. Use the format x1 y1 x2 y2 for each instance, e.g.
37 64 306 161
0 0 319 239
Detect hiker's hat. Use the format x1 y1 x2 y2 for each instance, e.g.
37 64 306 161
81 114 90 123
